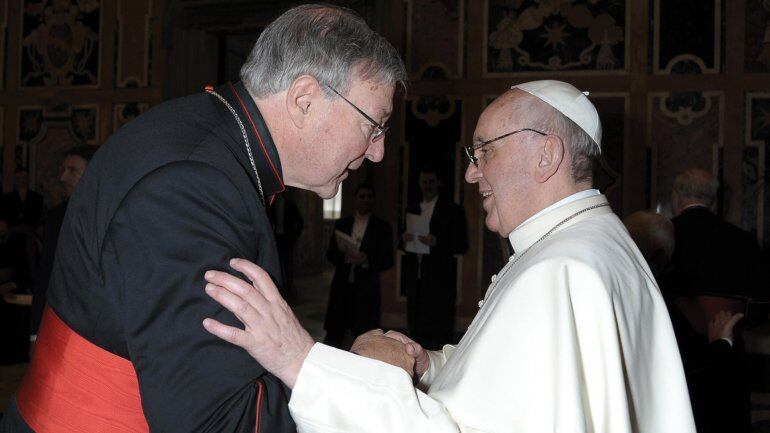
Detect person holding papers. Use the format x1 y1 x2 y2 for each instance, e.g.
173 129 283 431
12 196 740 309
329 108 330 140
401 165 468 349
324 183 394 348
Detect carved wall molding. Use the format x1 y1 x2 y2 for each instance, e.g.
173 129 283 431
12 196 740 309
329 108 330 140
653 0 722 74
116 0 152 87
406 0 465 79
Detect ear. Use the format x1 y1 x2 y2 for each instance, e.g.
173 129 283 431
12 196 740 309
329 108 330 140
534 134 564 183
285 75 323 129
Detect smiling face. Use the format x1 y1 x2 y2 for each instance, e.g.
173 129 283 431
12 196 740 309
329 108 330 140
465 91 545 236
297 76 395 199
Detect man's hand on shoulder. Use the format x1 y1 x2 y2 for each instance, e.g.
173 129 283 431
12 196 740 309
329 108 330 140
202 258 315 389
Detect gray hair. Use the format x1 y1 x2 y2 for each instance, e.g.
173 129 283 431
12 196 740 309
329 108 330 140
240 4 406 98
673 168 719 207
521 98 601 184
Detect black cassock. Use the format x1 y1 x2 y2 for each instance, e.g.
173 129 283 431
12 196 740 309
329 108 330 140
2 82 296 432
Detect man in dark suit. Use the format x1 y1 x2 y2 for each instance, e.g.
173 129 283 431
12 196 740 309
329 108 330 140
663 168 770 300
401 165 468 350
29 145 97 351
324 183 393 348
0 167 43 229
2 4 405 432
624 210 751 433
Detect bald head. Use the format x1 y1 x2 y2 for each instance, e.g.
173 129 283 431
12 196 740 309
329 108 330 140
671 168 719 216
623 211 675 277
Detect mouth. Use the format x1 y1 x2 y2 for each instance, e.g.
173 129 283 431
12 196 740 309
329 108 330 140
480 190 493 198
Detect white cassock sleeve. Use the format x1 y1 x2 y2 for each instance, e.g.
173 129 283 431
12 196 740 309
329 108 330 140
289 343 462 433
288 257 693 433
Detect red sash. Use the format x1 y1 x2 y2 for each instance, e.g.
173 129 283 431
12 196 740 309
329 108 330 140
16 306 149 432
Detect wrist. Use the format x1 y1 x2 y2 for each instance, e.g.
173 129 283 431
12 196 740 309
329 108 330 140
276 339 315 389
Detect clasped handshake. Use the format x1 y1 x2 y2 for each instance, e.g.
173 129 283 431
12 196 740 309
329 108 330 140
202 258 429 388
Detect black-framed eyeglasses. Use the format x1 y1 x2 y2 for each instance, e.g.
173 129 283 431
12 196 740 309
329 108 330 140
327 86 389 142
464 127 547 167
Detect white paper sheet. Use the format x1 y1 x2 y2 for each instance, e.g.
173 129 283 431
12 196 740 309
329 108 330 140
335 230 359 253
405 212 430 254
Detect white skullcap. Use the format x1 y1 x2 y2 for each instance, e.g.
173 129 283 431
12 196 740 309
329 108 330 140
511 80 602 151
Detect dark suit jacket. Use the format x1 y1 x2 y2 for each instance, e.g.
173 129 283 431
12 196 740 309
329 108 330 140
665 298 751 433
2 82 295 433
325 214 393 334
664 206 770 300
29 200 68 336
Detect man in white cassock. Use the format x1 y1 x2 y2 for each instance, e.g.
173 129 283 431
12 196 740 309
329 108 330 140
202 80 696 433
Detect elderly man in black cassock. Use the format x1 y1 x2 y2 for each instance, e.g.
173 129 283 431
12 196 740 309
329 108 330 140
2 4 405 432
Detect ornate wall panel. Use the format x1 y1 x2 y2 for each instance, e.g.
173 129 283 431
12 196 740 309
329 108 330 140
653 0 722 74
20 0 102 87
113 102 149 132
483 0 627 75
649 92 724 213
406 0 464 79
591 94 627 215
744 93 770 248
18 105 98 205
116 0 152 87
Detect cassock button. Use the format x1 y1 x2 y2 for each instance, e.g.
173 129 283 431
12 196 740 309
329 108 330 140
509 255 515 262
478 300 485 308
491 274 498 283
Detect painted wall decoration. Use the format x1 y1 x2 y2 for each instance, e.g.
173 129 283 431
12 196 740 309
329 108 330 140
649 92 723 213
116 0 152 87
21 0 101 87
113 102 149 131
747 0 770 72
653 0 722 74
18 105 98 205
484 0 626 75
744 93 770 248
407 0 464 79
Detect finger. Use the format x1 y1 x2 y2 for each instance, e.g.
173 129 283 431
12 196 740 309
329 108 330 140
365 328 385 336
725 313 745 330
205 283 263 326
205 270 259 303
203 317 252 350
230 258 284 302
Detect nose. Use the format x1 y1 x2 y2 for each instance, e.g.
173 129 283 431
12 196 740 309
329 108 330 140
365 139 385 163
465 162 481 184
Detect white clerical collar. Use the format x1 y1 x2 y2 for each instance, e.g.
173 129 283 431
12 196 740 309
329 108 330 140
519 189 600 226
508 191 611 253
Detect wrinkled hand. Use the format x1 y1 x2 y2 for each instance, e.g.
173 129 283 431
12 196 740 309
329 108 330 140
351 329 415 375
203 258 315 389
417 234 436 246
381 330 430 379
708 310 744 343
